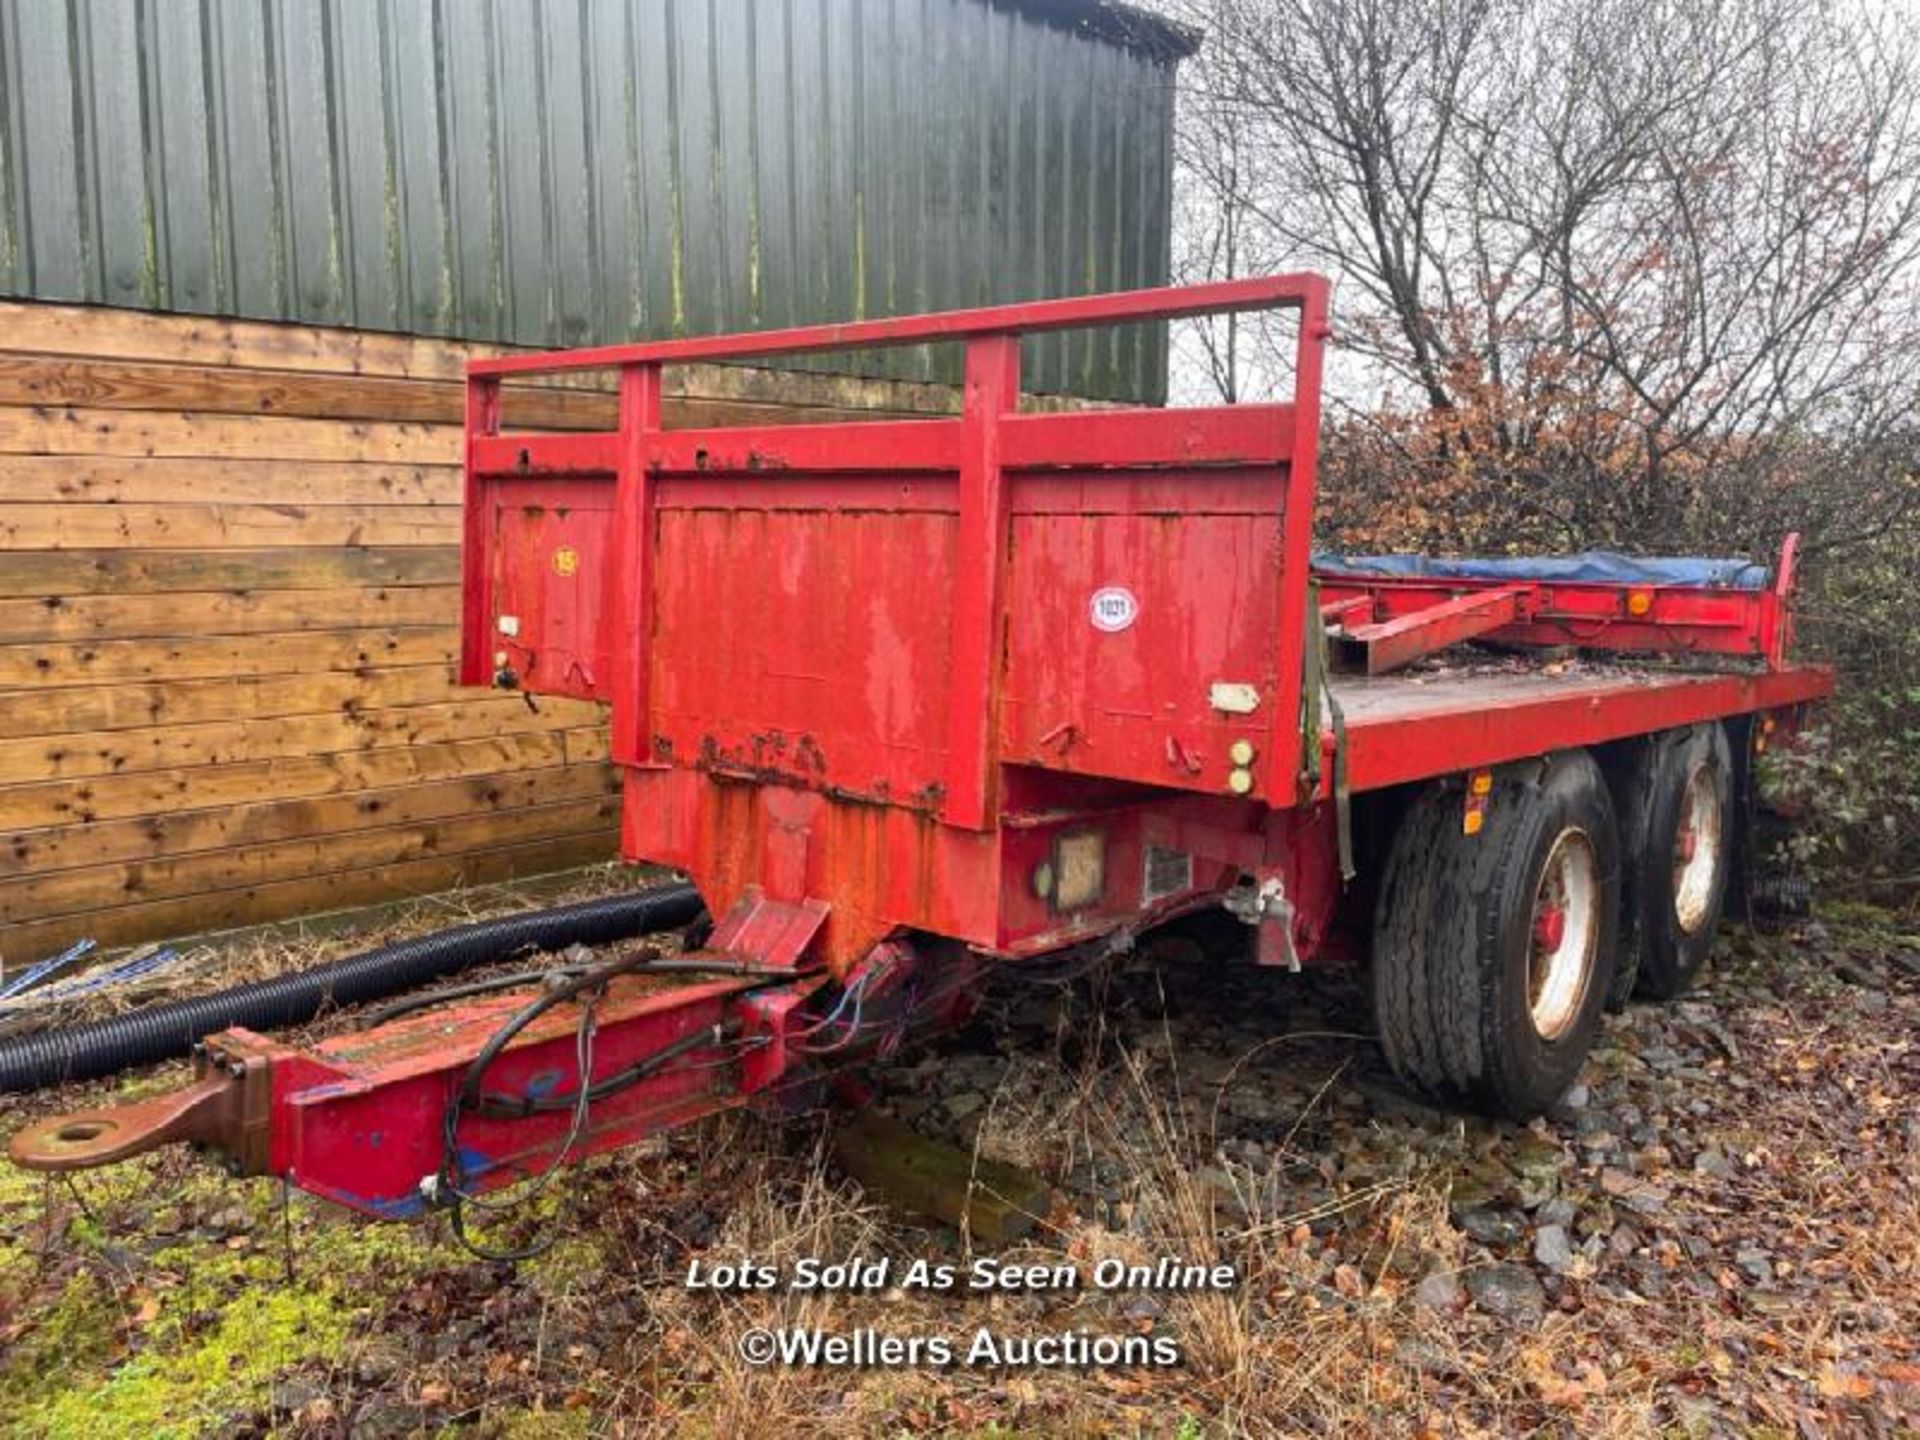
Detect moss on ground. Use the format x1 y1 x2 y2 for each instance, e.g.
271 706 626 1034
0 1078 456 1438
498 1408 598 1439
13 1285 350 1439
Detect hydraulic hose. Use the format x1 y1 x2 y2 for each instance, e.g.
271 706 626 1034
0 883 703 1094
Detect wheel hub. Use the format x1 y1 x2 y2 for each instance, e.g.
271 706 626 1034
1528 828 1600 1041
1534 905 1567 951
1672 764 1724 935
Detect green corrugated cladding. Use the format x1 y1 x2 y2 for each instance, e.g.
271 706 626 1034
0 0 1185 402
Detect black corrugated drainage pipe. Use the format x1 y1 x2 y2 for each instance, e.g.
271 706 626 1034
0 883 703 1094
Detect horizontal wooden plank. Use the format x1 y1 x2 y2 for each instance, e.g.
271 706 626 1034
0 456 460 506
0 302 967 414
0 355 615 430
0 764 618 879
661 396 919 428
0 546 460 598
0 794 621 923
0 625 457 686
661 360 961 417
0 728 601 829
566 729 612 765
0 585 456 644
0 829 621 963
0 358 910 434
0 664 460 736
0 503 457 550
0 695 603 784
0 406 455 465
0 301 487 381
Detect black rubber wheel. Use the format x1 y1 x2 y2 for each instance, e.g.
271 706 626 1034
1371 750 1621 1120
1613 723 1736 1003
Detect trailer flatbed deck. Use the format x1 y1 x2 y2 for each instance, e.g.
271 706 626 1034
1327 662 1830 793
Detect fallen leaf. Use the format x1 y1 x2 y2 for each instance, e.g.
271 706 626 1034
1817 1364 1872 1400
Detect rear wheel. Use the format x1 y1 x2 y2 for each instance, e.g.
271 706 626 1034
1372 750 1621 1119
1613 723 1735 1003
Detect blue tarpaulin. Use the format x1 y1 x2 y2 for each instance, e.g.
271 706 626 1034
1311 552 1771 591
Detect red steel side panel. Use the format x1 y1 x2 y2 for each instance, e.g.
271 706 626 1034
620 767 1001 970
648 502 958 804
1000 506 1284 794
485 478 617 701
1001 404 1296 469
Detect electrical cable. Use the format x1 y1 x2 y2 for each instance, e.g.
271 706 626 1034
793 977 869 1055
786 969 869 1041
469 1019 742 1119
431 949 784 1260
445 988 601 1262
359 963 597 1028
361 955 784 1031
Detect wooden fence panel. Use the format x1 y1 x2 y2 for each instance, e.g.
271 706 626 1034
0 302 948 963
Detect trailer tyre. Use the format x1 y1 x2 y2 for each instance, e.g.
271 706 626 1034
1615 723 1735 1003
1372 751 1620 1120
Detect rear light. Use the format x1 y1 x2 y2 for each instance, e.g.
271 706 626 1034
1227 738 1257 795
1464 769 1493 835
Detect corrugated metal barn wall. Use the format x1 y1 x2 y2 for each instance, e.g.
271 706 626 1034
0 0 1178 401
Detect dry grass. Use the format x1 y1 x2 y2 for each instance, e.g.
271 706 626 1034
548 1054 1479 1435
1 891 1915 1436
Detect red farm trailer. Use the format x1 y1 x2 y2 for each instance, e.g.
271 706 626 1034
12 277 1832 1226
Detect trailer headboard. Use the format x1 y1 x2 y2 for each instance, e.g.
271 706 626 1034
462 276 1332 828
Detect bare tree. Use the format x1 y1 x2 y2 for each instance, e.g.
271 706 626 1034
1170 35 1294 403
1167 0 1920 555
